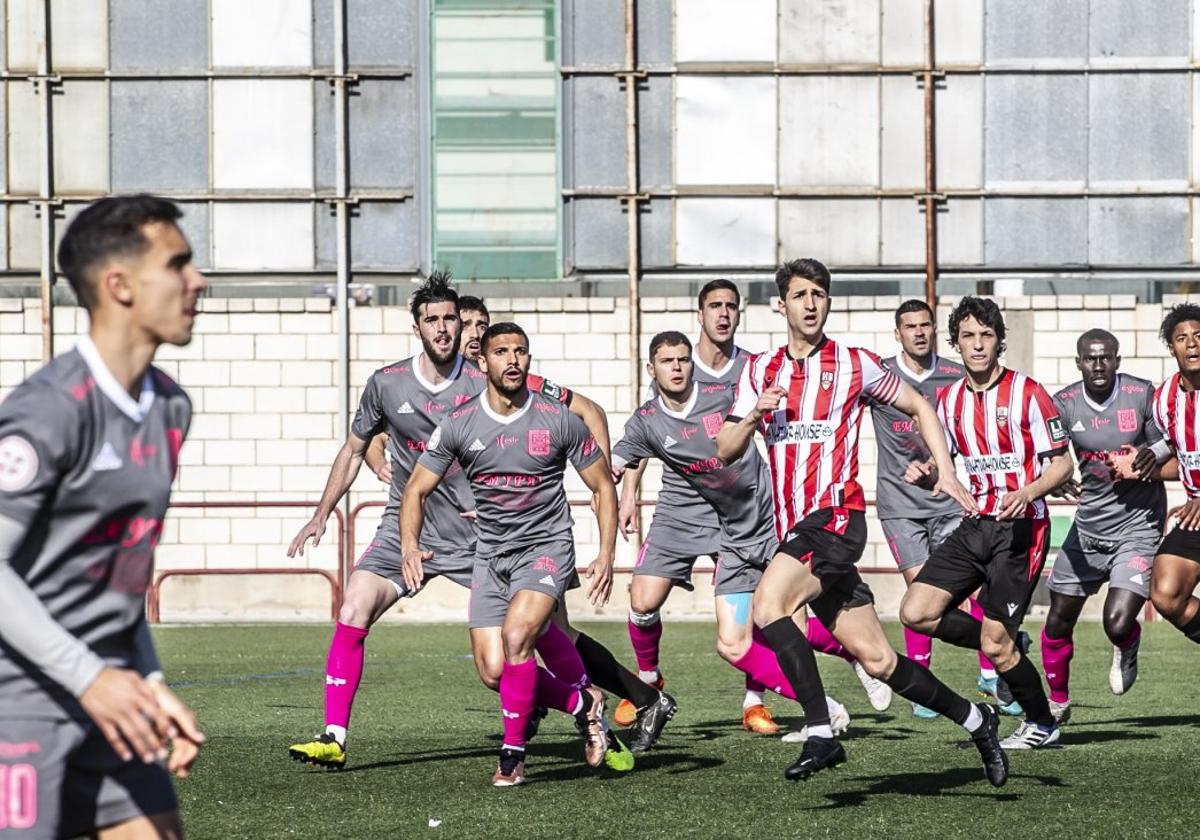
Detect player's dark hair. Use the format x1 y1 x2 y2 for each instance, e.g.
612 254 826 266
947 296 1006 352
775 258 831 298
409 269 458 322
480 322 529 354
1159 303 1200 345
894 298 933 328
57 194 184 310
649 330 692 361
458 295 489 319
1076 328 1118 356
698 278 740 309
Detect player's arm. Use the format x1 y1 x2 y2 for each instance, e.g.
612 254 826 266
890 382 977 515
398 463 445 593
566 390 612 464
363 433 392 483
132 618 204 778
718 362 784 462
286 431 371 557
576 456 617 607
610 419 655 540
997 449 1074 520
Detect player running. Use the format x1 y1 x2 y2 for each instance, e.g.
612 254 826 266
717 260 1007 786
1041 329 1168 723
401 323 619 786
0 195 205 838
900 296 1074 750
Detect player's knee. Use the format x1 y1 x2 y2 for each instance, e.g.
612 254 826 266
337 599 373 629
475 659 502 692
715 631 750 664
1150 578 1186 620
1043 611 1074 641
980 632 1014 666
898 597 935 634
751 597 785 630
628 608 661 628
857 644 897 681
501 623 539 660
1103 606 1139 644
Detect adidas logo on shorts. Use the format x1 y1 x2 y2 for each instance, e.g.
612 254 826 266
539 575 555 586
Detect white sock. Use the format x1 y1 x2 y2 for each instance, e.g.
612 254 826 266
960 704 984 734
825 696 842 716
500 743 526 753
570 693 585 716
743 689 766 709
638 669 659 685
980 667 997 681
806 723 834 739
324 724 347 745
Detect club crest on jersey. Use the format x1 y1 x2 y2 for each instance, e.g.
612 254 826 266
702 412 724 439
0 435 37 492
1117 408 1138 433
820 370 834 391
995 407 1009 427
528 428 551 456
427 427 442 451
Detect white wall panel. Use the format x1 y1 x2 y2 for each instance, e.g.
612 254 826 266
676 198 775 266
212 203 313 269
780 0 879 64
676 0 776 62
780 199 879 265
6 0 39 70
213 81 313 189
50 0 107 69
880 75 922 188
52 83 109 193
779 77 879 186
212 0 312 67
676 76 776 185
937 75 983 188
6 83 40 193
8 204 38 269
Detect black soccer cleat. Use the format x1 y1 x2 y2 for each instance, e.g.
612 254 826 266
628 691 678 754
784 735 846 781
970 703 1009 787
524 705 549 742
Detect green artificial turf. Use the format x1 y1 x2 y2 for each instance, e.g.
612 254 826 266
158 622 1200 839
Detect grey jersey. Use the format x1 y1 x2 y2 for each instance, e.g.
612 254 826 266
870 355 965 519
614 381 774 550
0 342 190 718
646 348 749 530
1053 375 1167 536
417 391 603 556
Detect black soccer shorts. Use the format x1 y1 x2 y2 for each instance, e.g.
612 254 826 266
776 507 874 627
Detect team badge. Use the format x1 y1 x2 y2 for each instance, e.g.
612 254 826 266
702 412 723 438
427 427 442 451
995 406 1009 427
820 370 834 391
1117 408 1138 433
528 428 551 456
0 435 37 492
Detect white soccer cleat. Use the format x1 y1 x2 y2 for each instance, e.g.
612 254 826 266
1000 720 1061 750
853 661 893 711
1109 639 1139 696
781 696 850 743
1048 699 1071 726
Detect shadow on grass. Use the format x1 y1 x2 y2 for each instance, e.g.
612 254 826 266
528 749 724 783
802 766 1064 809
1104 714 1200 729
1055 729 1157 745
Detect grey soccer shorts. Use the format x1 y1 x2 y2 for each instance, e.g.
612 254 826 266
353 510 474 596
633 517 722 591
0 715 177 838
1049 524 1158 599
881 513 962 573
713 535 777 595
468 538 579 629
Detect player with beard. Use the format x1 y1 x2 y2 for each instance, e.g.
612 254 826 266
402 323 618 786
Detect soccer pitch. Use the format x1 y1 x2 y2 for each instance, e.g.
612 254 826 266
162 622 1199 839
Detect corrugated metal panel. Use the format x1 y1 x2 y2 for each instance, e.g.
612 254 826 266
779 0 879 64
6 83 38 195
939 198 983 265
349 80 417 189
985 0 1087 61
176 202 212 270
213 80 314 189
562 0 625 67
880 75 922 189
8 203 39 269
881 198 923 265
110 0 209 71
1090 0 1188 58
568 197 626 269
50 0 107 70
676 76 776 185
780 76 879 187
985 74 1087 186
938 75 983 189
677 0 776 62
1089 198 1189 265
640 198 675 268
1089 73 1188 186
111 82 209 192
676 198 775 266
315 0 416 68
316 203 336 269
213 203 314 269
780 198 880 266
212 0 313 68
985 198 1088 265
566 77 626 189
636 0 674 67
314 82 336 192
352 202 420 269
638 78 673 191
53 82 109 193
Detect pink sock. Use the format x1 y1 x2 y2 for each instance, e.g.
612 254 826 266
732 641 797 700
324 622 369 729
968 598 994 672
903 626 934 669
535 623 590 689
628 614 663 674
1117 620 1142 651
535 666 582 714
804 617 854 663
500 659 539 749
1041 628 1074 704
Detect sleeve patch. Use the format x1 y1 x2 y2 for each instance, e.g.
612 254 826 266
427 427 442 451
1048 416 1067 443
0 436 38 492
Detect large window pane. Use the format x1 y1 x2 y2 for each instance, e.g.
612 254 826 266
213 81 314 190
212 0 312 68
676 198 775 267
213 203 314 269
112 82 209 192
110 0 208 71
677 76 776 185
677 0 776 63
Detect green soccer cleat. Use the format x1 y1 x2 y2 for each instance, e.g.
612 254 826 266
288 733 347 769
603 727 636 773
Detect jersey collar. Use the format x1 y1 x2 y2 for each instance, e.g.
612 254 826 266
1082 375 1121 413
657 385 699 420
75 335 156 423
785 335 829 362
480 392 532 425
412 352 463 393
894 353 938 384
693 347 740 380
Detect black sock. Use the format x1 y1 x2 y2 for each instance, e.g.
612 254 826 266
1180 608 1200 644
998 654 1054 727
574 633 657 708
759 617 830 729
884 655 972 727
930 609 983 650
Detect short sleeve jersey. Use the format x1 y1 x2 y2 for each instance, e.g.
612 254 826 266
0 341 190 718
644 349 748 532
417 391 602 556
937 368 1069 520
1153 372 1200 500
728 339 903 540
614 380 774 551
869 355 965 520
1053 375 1165 536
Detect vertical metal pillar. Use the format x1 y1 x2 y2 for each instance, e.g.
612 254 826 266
921 0 939 309
333 0 353 584
36 0 55 359
622 0 642 409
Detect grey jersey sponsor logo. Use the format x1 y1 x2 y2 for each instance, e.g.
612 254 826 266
1054 374 1166 536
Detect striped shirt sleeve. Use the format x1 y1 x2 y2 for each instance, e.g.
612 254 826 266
860 350 902 406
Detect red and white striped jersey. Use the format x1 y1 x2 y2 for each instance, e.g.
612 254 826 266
1152 372 1200 500
729 339 902 539
937 368 1068 520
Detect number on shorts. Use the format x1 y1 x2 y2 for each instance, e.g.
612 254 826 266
0 764 37 829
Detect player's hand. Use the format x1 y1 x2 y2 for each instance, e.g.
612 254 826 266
933 474 978 516
374 458 393 484
148 680 205 779
996 488 1034 520
287 515 327 558
1131 444 1159 480
402 546 432 593
617 493 638 541
79 667 169 765
1169 499 1200 531
903 459 937 490
749 386 787 422
1050 477 1082 499
584 553 615 607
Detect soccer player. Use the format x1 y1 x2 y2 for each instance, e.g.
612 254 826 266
0 195 205 838
899 296 1074 750
401 323 618 786
612 331 851 741
717 259 1007 786
1041 329 1168 723
869 300 1001 717
1148 303 1200 647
